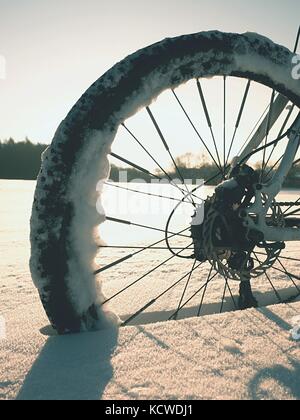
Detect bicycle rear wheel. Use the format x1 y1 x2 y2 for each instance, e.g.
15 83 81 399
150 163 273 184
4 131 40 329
30 31 300 334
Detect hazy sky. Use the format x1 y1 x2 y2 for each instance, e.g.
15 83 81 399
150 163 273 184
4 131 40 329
0 0 299 143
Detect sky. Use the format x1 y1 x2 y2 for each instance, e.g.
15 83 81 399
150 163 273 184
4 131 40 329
0 0 299 145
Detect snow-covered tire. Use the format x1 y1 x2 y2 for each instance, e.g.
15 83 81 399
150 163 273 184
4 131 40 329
30 31 300 334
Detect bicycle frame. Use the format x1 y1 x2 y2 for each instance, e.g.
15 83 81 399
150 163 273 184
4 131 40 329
234 97 300 242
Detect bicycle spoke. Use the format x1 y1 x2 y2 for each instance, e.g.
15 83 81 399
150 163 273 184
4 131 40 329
236 94 289 167
204 165 230 186
196 79 222 170
220 279 228 313
99 245 189 250
293 25 300 53
95 226 190 275
102 242 194 304
267 112 300 185
169 270 219 320
105 216 191 238
122 123 194 200
225 278 238 310
265 137 300 178
284 208 300 217
265 153 284 178
223 76 227 175
171 89 223 173
277 259 300 293
122 123 173 182
255 251 299 264
265 272 283 303
261 89 276 179
219 274 238 314
253 252 282 302
258 259 300 282
122 259 202 326
273 258 300 282
263 104 295 171
226 79 251 166
173 258 198 320
108 158 218 208
112 131 231 204
109 177 203 204
197 265 213 316
146 106 195 205
110 152 162 181
236 102 270 158
283 197 300 215
104 182 185 203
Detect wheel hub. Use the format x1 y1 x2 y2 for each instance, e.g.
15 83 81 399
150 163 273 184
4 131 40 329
191 164 285 280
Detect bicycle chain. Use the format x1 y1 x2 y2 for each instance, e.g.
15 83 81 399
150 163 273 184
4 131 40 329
275 202 300 207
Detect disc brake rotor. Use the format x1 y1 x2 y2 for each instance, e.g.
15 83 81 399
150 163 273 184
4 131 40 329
200 199 285 281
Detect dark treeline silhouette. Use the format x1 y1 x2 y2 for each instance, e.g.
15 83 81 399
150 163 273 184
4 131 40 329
0 139 47 180
1 139 300 187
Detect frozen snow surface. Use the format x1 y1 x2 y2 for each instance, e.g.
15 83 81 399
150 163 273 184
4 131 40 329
1 180 300 400
1 297 300 400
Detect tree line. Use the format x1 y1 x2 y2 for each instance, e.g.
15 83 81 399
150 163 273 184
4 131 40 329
0 139 300 187
0 138 47 180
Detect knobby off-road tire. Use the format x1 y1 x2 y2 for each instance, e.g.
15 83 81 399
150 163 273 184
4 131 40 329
30 31 300 334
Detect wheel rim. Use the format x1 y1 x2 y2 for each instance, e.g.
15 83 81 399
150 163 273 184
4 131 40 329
30 31 300 333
